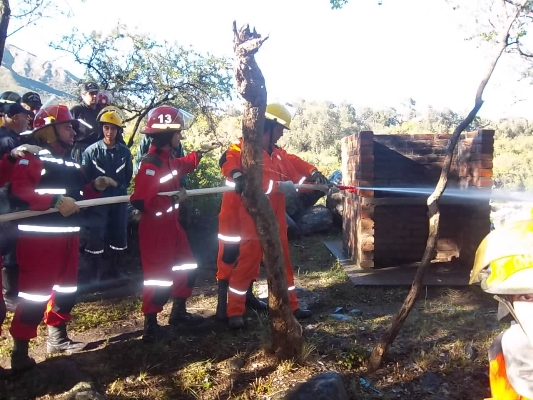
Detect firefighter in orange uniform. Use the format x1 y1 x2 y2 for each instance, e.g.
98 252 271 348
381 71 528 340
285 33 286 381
131 105 218 342
7 104 117 372
470 217 533 399
218 103 329 328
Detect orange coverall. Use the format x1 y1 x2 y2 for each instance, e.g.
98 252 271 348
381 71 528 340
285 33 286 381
220 139 316 317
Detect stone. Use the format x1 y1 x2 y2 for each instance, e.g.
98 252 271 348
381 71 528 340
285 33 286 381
295 206 334 236
270 372 348 400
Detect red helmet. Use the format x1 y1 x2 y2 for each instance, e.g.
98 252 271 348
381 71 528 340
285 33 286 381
97 91 113 105
33 105 76 131
33 104 77 143
141 105 195 134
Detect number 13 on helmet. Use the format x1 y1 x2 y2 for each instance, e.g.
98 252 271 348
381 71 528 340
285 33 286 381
141 105 195 134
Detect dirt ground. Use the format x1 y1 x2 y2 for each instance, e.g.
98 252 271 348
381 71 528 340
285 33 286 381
0 221 500 400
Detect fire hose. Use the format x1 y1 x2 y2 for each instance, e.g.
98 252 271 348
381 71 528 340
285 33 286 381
0 183 358 223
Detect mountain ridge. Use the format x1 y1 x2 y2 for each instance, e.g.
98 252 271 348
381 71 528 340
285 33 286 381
0 43 81 102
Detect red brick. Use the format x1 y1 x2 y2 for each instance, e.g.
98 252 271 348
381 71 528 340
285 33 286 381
359 260 374 269
359 219 374 229
437 133 453 139
359 137 374 146
359 247 374 256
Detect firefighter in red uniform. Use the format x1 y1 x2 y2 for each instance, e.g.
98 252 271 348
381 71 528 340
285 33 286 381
130 105 219 343
218 103 329 328
0 143 41 378
470 217 533 399
7 103 117 372
215 167 268 320
215 138 328 320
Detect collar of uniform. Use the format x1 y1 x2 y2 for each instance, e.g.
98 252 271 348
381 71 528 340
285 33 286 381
0 125 19 139
98 140 117 151
150 145 172 158
48 141 69 158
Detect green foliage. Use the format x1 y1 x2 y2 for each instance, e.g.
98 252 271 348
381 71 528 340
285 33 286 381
338 345 367 370
51 23 234 146
493 119 533 190
181 140 224 217
330 0 349 9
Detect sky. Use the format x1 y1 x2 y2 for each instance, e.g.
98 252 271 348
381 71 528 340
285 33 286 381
6 0 533 120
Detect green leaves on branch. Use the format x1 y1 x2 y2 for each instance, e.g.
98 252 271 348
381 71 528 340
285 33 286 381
51 24 234 146
330 0 349 9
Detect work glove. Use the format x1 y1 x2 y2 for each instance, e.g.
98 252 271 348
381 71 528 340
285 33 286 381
308 169 329 186
277 181 297 196
231 170 245 195
10 144 42 158
171 187 188 203
54 196 79 217
197 141 222 157
94 176 118 191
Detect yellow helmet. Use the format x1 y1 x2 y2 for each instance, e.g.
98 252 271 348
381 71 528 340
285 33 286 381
265 103 291 130
97 106 125 128
470 218 533 295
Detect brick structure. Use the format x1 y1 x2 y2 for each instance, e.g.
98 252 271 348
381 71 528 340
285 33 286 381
341 130 494 269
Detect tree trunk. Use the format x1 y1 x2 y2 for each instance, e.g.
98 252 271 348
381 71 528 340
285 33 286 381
0 0 11 67
232 21 303 360
367 0 525 371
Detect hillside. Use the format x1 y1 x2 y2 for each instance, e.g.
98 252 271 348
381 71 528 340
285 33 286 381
0 44 80 101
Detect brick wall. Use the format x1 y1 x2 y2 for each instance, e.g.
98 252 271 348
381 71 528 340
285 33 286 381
341 130 494 269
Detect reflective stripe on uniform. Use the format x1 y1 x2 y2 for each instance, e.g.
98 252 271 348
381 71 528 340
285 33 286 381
143 280 173 287
265 180 274 194
18 225 80 233
35 188 66 195
110 244 127 251
228 286 247 295
172 263 197 271
52 285 77 293
85 248 104 254
91 159 105 173
18 292 51 302
296 176 306 192
217 234 241 243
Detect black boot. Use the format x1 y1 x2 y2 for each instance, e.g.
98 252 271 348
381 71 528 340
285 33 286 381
293 308 312 320
168 297 204 327
142 313 159 343
216 280 229 321
228 315 245 329
245 281 268 312
0 367 11 379
46 324 87 355
2 267 19 312
10 338 36 373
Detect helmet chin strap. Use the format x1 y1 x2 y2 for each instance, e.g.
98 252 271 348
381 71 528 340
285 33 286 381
494 294 530 338
52 125 73 152
266 126 275 155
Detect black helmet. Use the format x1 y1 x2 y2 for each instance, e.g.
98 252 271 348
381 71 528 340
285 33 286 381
0 91 21 104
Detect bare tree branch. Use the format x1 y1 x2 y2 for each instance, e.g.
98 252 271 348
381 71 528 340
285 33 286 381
367 0 527 371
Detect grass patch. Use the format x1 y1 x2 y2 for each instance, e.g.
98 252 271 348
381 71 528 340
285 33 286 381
69 296 142 332
0 231 498 400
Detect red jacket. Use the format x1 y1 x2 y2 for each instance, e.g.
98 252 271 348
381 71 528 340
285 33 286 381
130 145 200 270
9 143 101 233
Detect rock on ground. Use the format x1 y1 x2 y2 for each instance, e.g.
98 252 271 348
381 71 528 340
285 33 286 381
269 372 349 400
295 206 334 236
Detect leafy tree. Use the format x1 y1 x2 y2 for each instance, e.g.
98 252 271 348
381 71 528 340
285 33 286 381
0 0 82 66
52 24 234 146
